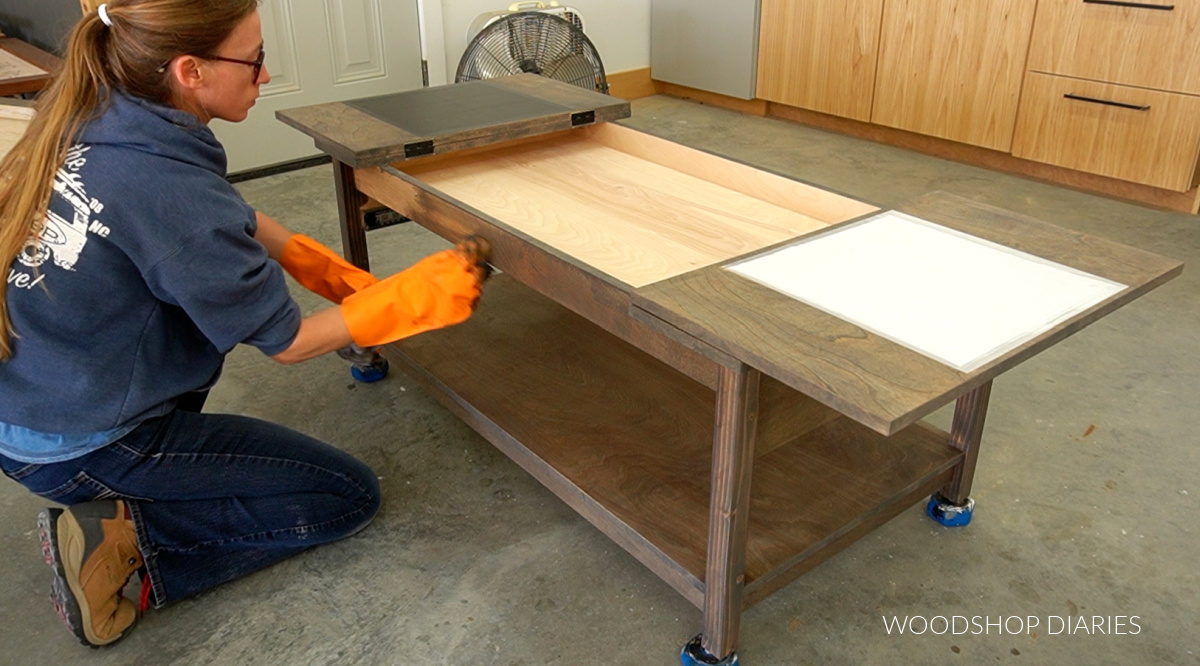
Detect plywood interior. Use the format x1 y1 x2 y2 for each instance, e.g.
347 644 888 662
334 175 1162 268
401 129 853 287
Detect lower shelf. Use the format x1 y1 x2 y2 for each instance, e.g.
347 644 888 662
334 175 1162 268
385 275 962 609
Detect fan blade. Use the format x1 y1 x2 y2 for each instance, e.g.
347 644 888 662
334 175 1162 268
542 54 597 89
456 11 607 91
473 41 522 78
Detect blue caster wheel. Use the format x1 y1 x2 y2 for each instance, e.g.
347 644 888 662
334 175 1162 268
681 634 739 666
350 357 389 383
926 494 975 527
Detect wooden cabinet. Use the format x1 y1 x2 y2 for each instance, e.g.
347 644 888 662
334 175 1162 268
870 0 1037 151
1027 0 1200 95
756 0 884 122
1014 0 1200 190
1012 73 1200 191
741 0 1200 206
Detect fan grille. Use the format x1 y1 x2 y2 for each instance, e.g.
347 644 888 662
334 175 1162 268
456 12 608 93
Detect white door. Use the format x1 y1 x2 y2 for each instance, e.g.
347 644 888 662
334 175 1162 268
212 0 425 173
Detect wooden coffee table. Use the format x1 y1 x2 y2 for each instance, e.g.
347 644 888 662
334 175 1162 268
278 75 1181 665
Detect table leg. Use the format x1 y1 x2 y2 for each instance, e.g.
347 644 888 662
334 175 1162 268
925 380 992 527
690 363 761 664
332 159 371 270
940 379 992 504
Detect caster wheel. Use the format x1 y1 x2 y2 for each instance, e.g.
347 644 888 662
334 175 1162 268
680 634 739 666
350 358 389 383
926 494 974 527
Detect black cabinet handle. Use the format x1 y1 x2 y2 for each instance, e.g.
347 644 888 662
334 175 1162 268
1064 93 1151 111
1083 0 1174 10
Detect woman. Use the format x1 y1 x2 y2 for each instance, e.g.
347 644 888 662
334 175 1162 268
0 0 486 648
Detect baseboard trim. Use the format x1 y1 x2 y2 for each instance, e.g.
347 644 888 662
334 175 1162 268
607 67 661 101
653 82 1200 214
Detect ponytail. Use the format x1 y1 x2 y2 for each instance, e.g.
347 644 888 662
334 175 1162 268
0 0 257 360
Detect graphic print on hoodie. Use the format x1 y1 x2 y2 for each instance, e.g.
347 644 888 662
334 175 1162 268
1 92 301 444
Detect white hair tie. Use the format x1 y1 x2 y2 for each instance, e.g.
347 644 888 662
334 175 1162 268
98 4 113 27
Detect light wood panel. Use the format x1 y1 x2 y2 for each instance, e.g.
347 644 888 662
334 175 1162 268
657 81 769 117
756 0 885 121
0 103 33 161
401 134 832 288
871 0 1037 151
606 67 661 101
1012 72 1200 191
1028 0 1200 95
584 124 879 225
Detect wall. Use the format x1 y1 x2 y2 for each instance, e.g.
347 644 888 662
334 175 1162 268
2 1 653 87
429 0 650 86
0 0 80 54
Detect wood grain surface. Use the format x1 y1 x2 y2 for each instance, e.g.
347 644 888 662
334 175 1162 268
1028 0 1200 95
871 0 1037 151
386 274 961 608
1011 72 1200 191
356 161 724 390
401 132 832 287
703 363 760 657
276 74 629 168
586 124 878 224
632 191 1183 435
756 0 885 121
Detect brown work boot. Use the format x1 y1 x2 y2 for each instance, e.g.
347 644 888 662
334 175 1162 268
37 500 143 647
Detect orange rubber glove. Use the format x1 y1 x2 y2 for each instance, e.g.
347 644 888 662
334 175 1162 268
279 234 379 304
340 248 484 347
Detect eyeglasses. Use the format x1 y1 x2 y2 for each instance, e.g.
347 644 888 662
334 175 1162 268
200 47 265 83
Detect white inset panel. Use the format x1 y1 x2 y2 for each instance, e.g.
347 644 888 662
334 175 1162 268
326 0 387 83
728 211 1126 372
259 0 301 96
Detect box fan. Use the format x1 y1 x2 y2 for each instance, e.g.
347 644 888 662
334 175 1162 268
455 1 608 94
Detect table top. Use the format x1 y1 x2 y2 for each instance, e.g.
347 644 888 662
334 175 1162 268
632 191 1183 436
277 74 630 169
0 38 59 97
281 76 1181 437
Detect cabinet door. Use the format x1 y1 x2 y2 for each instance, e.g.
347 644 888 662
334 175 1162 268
756 0 884 121
871 0 1037 151
1028 0 1200 95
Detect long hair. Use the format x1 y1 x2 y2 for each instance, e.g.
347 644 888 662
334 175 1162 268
0 0 258 360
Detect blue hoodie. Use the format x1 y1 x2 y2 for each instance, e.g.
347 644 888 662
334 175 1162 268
0 91 301 462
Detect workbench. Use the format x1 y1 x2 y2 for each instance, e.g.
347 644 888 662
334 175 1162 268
278 75 1181 665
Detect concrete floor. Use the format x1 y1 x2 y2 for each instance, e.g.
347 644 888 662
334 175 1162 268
1 95 1196 666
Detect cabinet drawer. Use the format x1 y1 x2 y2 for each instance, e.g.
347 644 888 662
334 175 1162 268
1012 72 1200 191
1028 0 1200 94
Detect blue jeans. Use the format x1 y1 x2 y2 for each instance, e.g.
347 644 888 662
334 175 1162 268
0 400 381 607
